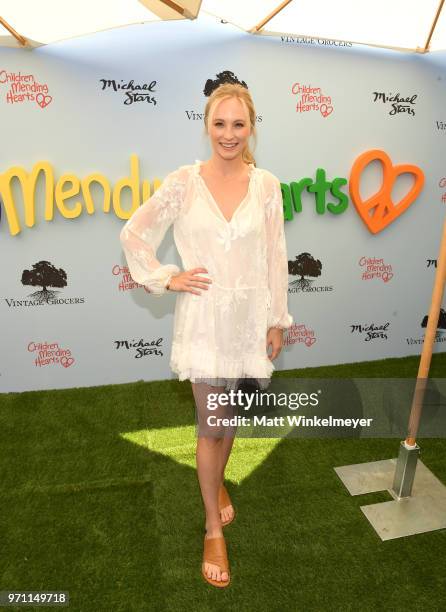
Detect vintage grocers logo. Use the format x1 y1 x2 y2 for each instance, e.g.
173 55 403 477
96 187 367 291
288 253 333 293
406 309 446 345
4 261 86 308
281 36 353 48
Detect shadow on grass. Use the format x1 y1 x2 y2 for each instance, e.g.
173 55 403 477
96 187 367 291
0 353 445 611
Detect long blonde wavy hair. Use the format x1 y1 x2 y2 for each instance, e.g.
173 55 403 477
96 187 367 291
203 83 257 166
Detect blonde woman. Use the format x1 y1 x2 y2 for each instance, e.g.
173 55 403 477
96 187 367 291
120 79 293 588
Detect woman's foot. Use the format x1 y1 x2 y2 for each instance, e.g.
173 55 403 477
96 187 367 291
219 483 235 525
203 526 229 584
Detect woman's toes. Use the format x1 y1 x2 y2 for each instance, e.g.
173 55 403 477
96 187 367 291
208 562 227 582
221 505 234 522
206 562 221 581
204 560 229 582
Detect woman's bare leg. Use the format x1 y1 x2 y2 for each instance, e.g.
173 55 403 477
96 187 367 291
218 436 236 523
193 381 236 583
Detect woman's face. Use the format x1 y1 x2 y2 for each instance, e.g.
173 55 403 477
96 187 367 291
208 96 251 162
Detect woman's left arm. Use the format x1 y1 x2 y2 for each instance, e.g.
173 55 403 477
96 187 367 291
264 172 293 360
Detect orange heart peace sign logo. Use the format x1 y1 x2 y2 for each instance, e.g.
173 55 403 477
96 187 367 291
349 149 424 234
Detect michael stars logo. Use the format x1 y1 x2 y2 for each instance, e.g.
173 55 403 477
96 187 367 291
350 322 390 341
114 338 164 359
99 78 157 106
372 92 417 116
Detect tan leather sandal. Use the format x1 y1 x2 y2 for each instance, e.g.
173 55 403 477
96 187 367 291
202 535 231 588
219 483 235 527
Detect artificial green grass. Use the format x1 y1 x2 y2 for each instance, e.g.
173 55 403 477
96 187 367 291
0 352 445 611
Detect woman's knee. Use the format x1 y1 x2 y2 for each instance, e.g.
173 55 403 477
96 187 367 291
197 433 225 446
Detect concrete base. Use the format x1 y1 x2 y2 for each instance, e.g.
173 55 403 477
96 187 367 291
334 458 446 540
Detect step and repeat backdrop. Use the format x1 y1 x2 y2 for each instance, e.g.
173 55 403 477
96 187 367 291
1 14 445 392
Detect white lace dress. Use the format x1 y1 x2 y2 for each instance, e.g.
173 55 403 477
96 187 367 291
119 159 293 389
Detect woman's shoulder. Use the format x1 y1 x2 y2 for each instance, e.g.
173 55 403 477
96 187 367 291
165 163 196 182
254 166 281 193
254 165 279 178
177 161 197 173
148 165 194 209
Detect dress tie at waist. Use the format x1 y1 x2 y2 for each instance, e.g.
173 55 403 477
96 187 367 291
207 281 269 291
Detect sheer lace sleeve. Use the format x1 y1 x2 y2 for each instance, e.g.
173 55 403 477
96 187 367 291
264 171 293 329
119 166 187 297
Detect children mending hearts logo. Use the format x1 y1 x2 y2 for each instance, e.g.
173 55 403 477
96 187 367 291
0 69 53 107
292 82 333 117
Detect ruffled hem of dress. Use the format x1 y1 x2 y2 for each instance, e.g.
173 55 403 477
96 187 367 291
170 345 274 390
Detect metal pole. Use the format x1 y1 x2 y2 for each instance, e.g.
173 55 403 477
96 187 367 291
0 16 28 46
392 210 446 497
423 0 445 52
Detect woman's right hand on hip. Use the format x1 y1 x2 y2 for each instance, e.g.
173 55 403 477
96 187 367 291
167 268 212 295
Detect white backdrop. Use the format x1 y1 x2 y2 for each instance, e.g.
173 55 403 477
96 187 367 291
1 13 445 393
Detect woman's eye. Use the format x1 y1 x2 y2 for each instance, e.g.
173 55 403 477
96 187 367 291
215 123 244 127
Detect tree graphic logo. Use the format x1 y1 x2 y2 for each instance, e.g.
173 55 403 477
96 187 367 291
288 252 322 291
21 261 67 302
421 308 446 330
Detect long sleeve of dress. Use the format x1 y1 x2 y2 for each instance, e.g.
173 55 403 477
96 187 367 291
119 167 187 296
264 172 294 329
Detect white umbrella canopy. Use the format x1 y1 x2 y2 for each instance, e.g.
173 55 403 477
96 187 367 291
0 0 445 52
203 0 446 52
0 0 201 47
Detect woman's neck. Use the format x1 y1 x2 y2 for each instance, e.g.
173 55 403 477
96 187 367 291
204 155 248 178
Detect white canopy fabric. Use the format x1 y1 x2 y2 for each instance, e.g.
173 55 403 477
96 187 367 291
0 0 445 52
